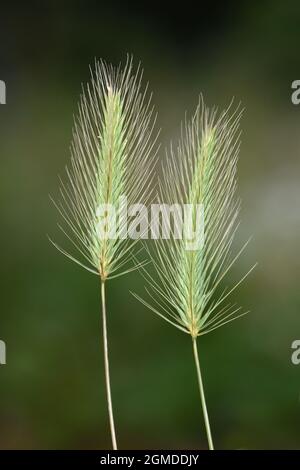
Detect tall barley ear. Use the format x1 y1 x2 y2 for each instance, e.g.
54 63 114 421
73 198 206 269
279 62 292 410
133 98 256 450
50 57 158 449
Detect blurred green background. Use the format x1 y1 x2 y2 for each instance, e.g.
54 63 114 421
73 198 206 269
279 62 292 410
0 0 300 450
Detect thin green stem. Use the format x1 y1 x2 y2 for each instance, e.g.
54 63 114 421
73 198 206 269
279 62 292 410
100 280 117 450
192 337 214 450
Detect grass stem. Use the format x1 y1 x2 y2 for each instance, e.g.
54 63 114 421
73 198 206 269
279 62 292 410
192 337 214 450
101 280 117 450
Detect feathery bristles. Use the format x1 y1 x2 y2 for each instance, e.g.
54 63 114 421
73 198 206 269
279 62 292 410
134 99 255 338
51 58 158 280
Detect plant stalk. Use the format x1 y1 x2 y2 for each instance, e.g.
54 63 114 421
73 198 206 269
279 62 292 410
100 280 117 450
192 337 214 450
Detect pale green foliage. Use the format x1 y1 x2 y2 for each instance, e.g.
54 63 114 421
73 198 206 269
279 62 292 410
134 99 255 337
51 58 158 280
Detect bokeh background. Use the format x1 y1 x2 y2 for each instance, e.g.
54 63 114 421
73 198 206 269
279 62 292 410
0 0 300 450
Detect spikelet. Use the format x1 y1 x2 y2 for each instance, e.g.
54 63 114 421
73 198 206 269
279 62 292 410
51 57 158 280
134 99 255 337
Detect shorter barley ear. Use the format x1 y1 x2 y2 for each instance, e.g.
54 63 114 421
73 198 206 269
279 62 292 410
133 98 256 449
